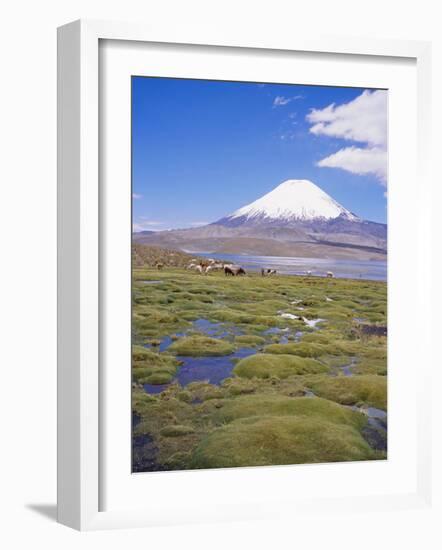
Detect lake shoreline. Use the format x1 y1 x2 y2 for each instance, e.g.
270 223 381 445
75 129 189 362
199 252 387 282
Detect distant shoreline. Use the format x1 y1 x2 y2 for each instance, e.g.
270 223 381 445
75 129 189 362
199 252 387 282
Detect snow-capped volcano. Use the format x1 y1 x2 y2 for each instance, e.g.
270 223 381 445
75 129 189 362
224 179 359 224
134 178 387 260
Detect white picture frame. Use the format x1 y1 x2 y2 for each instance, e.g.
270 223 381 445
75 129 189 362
57 19 433 531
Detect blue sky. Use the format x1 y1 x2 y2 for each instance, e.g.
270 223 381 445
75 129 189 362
132 77 387 231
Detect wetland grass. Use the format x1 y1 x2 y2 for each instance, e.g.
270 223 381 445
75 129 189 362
132 267 387 470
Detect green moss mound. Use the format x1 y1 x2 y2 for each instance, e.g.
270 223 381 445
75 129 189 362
185 381 224 401
132 345 154 361
134 307 180 325
143 371 175 385
210 309 257 324
168 336 235 356
191 415 375 469
264 342 327 357
231 299 290 315
300 333 334 345
132 346 179 368
160 425 195 437
233 353 328 379
222 378 257 396
309 375 387 410
318 355 352 368
132 346 180 383
263 339 364 357
132 390 157 415
234 335 266 347
176 390 192 403
354 359 387 376
214 395 366 429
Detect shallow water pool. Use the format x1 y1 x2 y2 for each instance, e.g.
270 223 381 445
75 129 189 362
143 347 257 394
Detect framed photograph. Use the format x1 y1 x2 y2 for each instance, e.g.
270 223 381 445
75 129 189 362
57 19 432 530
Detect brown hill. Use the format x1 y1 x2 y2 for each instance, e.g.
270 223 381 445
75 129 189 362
132 243 204 268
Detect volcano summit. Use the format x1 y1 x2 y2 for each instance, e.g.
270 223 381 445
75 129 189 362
218 179 359 225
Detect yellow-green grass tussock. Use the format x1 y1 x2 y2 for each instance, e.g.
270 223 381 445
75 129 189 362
190 415 376 469
168 335 235 356
308 375 387 410
233 353 329 379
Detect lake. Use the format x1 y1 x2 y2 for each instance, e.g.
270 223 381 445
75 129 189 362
200 253 387 281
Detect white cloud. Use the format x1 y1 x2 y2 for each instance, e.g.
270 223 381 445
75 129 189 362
188 221 209 227
307 90 387 146
132 220 164 232
273 95 303 107
132 193 143 200
132 219 210 232
317 147 387 184
279 131 297 141
307 90 388 184
273 96 291 107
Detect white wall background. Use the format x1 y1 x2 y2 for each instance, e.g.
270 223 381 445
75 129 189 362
0 0 440 547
